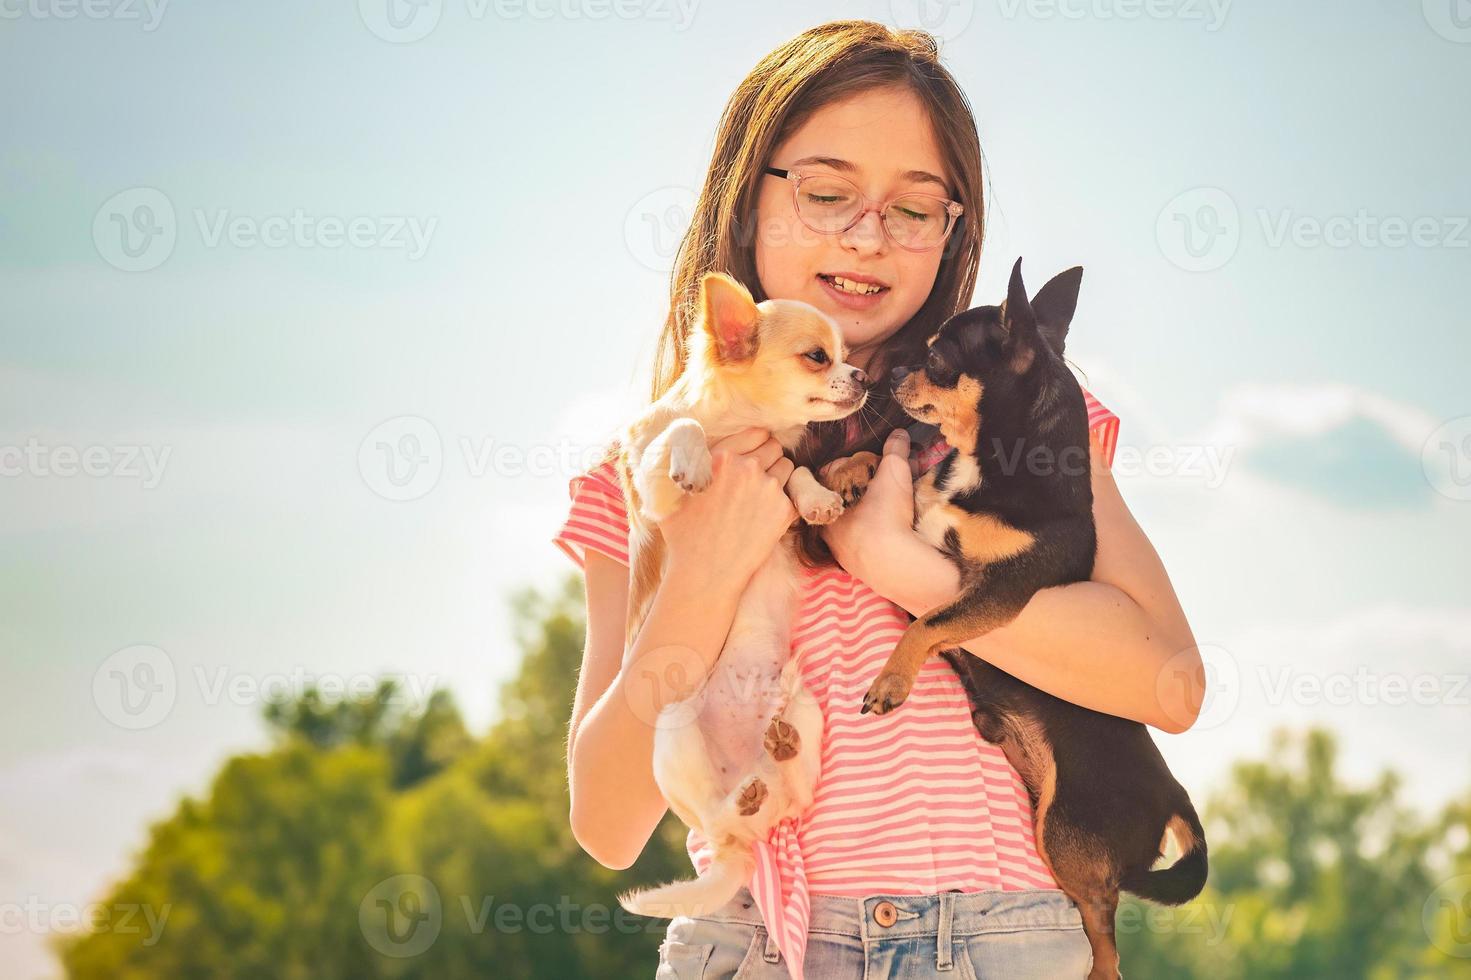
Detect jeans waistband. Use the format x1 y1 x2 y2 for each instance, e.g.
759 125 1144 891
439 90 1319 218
700 887 1083 941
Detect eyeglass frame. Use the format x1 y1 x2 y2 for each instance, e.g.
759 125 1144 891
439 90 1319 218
762 166 965 253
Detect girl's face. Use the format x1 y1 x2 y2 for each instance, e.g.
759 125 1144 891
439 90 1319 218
754 84 951 373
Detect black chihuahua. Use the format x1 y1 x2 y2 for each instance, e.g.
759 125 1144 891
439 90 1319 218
818 259 1208 980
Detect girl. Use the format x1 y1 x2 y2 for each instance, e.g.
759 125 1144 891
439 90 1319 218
555 21 1203 980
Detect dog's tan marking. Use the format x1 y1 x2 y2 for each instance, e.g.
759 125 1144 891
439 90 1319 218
895 373 983 455
817 451 880 505
913 469 1034 567
763 717 800 762
735 777 768 816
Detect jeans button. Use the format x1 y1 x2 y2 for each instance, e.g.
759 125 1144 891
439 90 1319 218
873 900 898 927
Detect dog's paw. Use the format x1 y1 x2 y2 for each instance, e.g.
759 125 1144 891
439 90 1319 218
669 445 712 493
860 671 913 716
820 451 881 506
797 486 845 526
736 777 768 816
763 717 800 762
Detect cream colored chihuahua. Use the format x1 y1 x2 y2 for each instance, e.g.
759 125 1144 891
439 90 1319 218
615 272 869 918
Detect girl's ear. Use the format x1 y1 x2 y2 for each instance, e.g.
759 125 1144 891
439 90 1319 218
700 272 759 362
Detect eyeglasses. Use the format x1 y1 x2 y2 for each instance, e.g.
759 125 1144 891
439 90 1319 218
763 166 964 253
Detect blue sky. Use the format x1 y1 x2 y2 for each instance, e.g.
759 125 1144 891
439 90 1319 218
3 2 1469 975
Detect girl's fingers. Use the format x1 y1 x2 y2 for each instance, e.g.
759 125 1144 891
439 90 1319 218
752 436 785 470
767 456 795 483
712 427 771 455
883 428 910 458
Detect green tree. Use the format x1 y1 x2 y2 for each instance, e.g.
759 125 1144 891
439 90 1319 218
1118 727 1471 979
58 576 688 979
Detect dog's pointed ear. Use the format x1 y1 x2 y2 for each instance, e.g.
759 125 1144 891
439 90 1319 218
1000 257 1038 373
700 272 759 363
1030 266 1083 357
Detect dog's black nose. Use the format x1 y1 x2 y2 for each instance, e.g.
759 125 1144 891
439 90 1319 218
890 365 912 385
852 367 871 389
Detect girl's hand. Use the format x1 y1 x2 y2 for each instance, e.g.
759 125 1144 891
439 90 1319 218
659 427 797 588
819 429 919 588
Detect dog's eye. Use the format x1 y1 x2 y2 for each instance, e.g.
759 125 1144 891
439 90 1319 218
927 349 943 371
804 349 830 366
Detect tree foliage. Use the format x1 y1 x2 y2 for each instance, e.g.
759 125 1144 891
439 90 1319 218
59 576 1471 978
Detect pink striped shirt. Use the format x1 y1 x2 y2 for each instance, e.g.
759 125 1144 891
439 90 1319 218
554 389 1120 979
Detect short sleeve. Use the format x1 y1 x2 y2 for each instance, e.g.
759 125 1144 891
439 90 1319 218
552 461 630 569
1080 386 1120 470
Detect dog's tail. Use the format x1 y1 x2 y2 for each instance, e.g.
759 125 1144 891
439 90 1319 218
618 838 753 920
1121 805 1208 905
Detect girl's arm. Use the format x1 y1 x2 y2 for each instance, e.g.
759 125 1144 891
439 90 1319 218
567 550 747 869
821 429 1205 734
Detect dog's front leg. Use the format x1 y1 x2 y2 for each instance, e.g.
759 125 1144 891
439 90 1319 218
636 418 710 523
817 451 881 506
785 465 845 525
860 586 1030 715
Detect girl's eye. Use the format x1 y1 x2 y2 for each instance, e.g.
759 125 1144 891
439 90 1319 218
804 349 830 365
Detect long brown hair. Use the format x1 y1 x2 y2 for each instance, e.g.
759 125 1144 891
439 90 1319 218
651 20 986 567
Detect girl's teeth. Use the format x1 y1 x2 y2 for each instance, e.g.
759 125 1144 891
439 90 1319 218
830 276 883 295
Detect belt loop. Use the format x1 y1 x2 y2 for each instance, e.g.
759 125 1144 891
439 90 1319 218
762 928 781 964
936 892 955 971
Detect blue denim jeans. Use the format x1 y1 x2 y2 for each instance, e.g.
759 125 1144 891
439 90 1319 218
655 886 1094 979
